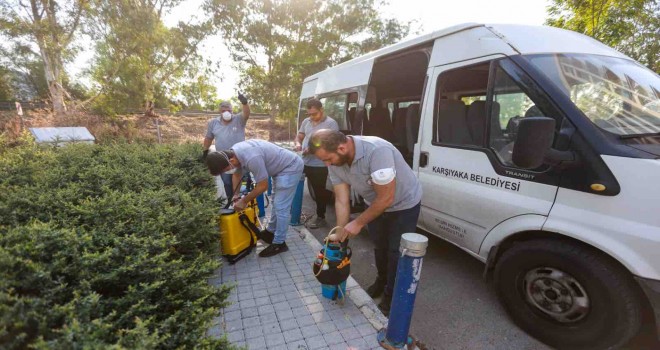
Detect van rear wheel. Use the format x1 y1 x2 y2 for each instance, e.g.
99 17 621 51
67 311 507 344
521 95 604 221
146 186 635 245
493 239 642 350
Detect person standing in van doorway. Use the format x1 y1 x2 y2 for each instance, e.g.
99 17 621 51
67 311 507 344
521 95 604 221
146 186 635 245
205 140 304 257
309 129 422 316
202 93 251 200
295 98 339 229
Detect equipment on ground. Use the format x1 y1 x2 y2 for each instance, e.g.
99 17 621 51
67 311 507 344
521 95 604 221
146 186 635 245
312 227 352 301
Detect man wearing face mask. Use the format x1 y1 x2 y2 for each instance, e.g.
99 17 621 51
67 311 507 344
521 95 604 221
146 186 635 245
205 140 304 257
203 93 251 200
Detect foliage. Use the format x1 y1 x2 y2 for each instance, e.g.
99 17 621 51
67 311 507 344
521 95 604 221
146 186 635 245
0 0 89 116
85 0 217 114
546 0 660 73
204 0 413 128
0 143 232 349
0 64 13 100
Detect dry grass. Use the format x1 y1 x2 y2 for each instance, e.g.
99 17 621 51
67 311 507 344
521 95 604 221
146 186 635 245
0 109 294 145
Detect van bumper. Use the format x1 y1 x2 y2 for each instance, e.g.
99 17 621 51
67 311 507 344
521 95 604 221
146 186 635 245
635 276 660 339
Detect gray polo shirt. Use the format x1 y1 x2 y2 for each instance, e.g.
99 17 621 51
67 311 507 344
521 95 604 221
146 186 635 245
298 116 339 167
205 113 247 151
328 136 421 212
232 140 304 183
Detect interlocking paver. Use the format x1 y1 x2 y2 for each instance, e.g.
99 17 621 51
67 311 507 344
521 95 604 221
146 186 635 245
214 226 382 349
265 333 286 347
279 318 298 331
246 336 266 349
283 327 304 343
306 335 328 349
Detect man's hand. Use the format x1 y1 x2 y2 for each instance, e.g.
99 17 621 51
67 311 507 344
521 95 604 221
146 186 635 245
233 198 247 211
237 92 248 105
294 144 302 152
341 220 363 241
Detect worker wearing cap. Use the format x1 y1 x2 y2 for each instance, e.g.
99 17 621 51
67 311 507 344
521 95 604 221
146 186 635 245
203 93 250 200
309 129 421 316
206 139 304 257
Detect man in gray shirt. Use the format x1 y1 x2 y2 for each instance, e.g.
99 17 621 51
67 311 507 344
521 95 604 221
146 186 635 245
203 93 250 200
294 98 339 229
309 129 421 316
206 139 304 257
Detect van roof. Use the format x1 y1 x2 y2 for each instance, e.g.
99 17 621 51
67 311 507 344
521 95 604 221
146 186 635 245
303 23 629 83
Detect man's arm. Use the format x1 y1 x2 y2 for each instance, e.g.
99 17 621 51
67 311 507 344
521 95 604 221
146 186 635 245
231 170 243 197
241 103 250 121
241 180 268 204
342 179 396 238
331 183 351 242
294 132 305 151
203 137 213 151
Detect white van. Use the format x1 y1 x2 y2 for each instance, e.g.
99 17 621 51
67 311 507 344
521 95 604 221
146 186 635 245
297 23 660 349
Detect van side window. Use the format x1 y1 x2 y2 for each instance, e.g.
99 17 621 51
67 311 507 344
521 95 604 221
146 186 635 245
320 95 349 130
433 62 490 146
489 63 551 167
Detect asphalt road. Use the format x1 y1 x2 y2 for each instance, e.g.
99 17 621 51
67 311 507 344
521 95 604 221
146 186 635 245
297 186 659 350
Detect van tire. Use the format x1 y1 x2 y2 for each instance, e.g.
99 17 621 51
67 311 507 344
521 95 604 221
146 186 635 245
493 239 642 350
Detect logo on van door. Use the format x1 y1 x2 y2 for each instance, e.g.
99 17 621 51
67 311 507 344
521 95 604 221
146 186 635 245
504 170 535 180
432 166 522 192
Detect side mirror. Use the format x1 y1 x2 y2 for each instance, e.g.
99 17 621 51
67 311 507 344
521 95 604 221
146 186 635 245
512 117 556 169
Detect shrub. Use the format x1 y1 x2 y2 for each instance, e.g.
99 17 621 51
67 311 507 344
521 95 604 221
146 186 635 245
0 143 232 349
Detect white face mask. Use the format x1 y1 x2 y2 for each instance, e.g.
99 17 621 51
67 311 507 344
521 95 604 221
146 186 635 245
221 111 232 121
219 151 237 174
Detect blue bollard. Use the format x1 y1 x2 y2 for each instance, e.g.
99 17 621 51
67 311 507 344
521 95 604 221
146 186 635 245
320 243 347 300
377 233 428 349
289 176 304 226
256 193 266 218
267 176 272 196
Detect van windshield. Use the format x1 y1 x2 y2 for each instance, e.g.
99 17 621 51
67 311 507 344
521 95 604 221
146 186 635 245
526 54 660 137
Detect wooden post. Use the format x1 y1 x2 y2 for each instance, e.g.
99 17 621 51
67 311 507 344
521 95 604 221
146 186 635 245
15 102 24 131
155 118 162 144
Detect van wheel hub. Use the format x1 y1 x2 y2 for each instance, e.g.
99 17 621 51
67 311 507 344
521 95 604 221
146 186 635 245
523 267 590 323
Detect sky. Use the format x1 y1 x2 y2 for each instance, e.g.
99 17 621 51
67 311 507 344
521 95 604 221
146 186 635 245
69 0 551 100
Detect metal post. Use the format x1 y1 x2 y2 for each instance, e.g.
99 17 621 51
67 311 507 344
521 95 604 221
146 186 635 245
289 176 305 225
378 233 428 349
256 193 266 218
267 176 272 196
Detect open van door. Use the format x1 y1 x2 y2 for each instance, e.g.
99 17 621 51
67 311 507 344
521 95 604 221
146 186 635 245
417 55 562 255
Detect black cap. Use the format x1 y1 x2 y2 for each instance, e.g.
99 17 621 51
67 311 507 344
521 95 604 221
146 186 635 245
206 151 230 176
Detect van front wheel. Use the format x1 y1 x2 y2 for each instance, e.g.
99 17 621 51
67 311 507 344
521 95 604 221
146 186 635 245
494 239 642 350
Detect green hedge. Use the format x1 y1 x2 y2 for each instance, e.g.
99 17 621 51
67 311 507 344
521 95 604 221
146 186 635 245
0 142 232 349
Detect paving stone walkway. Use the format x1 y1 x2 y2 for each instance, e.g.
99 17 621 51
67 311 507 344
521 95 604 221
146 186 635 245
208 225 387 349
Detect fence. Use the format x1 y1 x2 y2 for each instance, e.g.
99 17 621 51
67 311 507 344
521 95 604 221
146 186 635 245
0 101 49 111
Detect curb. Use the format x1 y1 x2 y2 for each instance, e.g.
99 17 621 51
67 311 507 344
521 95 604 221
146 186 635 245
292 225 389 332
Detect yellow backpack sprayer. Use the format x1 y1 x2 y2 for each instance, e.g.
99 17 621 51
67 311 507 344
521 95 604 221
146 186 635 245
218 179 273 264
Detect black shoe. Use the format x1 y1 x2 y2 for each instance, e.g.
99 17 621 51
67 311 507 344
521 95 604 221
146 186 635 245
258 229 274 244
378 295 392 317
259 242 288 257
366 279 386 298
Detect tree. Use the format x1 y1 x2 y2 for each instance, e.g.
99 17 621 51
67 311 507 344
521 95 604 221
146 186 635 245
86 0 216 115
546 0 660 73
0 0 88 116
205 0 412 139
0 64 14 101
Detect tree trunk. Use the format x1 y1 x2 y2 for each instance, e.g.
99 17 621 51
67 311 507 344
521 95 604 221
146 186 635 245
269 100 277 141
40 51 67 117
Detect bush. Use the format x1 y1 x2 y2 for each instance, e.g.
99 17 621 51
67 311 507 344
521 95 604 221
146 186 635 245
0 143 232 349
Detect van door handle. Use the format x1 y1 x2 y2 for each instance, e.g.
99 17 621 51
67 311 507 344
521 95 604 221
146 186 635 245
420 152 429 167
